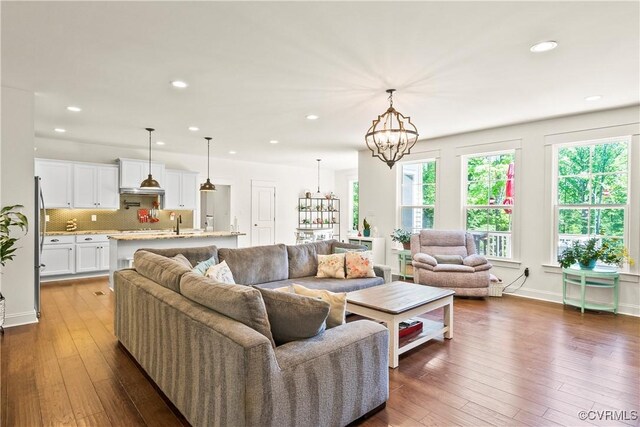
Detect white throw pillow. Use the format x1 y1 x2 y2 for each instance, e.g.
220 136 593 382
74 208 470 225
316 253 346 279
205 260 235 284
291 284 346 328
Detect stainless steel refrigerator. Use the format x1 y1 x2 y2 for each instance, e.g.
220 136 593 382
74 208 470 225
34 176 45 318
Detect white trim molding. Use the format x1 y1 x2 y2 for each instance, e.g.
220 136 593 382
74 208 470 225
3 310 39 328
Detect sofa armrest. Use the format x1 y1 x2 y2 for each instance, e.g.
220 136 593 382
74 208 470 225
244 320 388 426
463 254 489 267
414 253 437 266
374 264 392 283
412 260 434 271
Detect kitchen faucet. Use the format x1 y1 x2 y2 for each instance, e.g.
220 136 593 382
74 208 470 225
175 214 182 235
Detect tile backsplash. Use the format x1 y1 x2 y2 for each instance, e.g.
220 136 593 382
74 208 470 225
44 195 194 232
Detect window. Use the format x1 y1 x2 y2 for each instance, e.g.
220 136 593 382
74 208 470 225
555 137 629 262
464 152 515 258
348 180 359 231
399 160 436 233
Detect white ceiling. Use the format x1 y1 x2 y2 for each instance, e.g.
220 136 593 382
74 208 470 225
2 1 638 170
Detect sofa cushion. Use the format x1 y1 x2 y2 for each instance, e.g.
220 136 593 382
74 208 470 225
180 272 276 347
433 264 475 273
312 239 334 255
434 254 463 265
134 250 191 293
413 253 437 266
287 243 318 278
316 253 346 279
345 251 376 279
290 284 346 328
193 255 218 275
172 254 193 269
254 287 330 346
257 276 384 293
204 260 235 284
218 244 289 285
463 254 488 267
140 245 218 269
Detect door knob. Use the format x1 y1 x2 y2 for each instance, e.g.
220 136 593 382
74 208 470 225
254 224 257 226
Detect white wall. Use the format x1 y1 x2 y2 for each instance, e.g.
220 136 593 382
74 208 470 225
1 86 37 327
35 138 335 247
334 168 358 241
359 105 640 316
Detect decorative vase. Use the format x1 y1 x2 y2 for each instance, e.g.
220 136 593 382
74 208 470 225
403 242 411 250
579 259 597 270
363 229 371 237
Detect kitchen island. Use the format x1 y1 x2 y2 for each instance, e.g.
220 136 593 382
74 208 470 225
108 231 245 288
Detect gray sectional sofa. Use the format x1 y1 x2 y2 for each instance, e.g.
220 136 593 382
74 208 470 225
114 240 391 427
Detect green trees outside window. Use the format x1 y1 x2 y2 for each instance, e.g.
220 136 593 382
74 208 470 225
464 152 515 258
556 139 628 258
351 180 359 231
400 161 436 233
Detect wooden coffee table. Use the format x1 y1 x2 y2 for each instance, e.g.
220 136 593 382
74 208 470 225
347 282 454 368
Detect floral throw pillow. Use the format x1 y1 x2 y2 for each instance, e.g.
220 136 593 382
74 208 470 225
205 260 236 284
316 253 346 279
345 251 376 279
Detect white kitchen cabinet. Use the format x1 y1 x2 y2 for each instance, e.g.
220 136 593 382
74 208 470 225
41 244 75 276
164 169 198 210
35 159 73 208
118 158 165 189
73 164 119 209
100 243 110 270
76 242 101 273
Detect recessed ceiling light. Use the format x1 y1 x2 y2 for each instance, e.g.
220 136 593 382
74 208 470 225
530 41 558 53
585 95 602 101
269 140 279 144
66 106 82 112
54 128 66 133
156 141 166 145
306 114 319 120
229 150 237 154
171 80 188 88
188 126 199 131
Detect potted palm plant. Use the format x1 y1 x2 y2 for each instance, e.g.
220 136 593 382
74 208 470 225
0 204 29 332
558 238 633 270
391 228 412 250
362 218 371 237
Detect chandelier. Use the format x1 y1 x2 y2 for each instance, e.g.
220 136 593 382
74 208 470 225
200 137 217 192
365 89 419 169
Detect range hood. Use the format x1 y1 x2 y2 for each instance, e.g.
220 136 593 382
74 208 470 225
119 187 165 196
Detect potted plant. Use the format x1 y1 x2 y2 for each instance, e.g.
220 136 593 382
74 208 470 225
0 204 29 332
391 228 412 250
362 218 371 237
558 238 634 270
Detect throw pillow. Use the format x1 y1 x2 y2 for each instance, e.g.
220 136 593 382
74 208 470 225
205 260 236 284
333 246 365 254
434 254 464 265
345 251 376 279
291 284 346 328
192 255 217 275
254 287 330 346
172 254 193 269
316 253 346 279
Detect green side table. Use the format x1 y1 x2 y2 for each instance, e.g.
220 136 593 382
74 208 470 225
398 249 413 280
562 266 619 314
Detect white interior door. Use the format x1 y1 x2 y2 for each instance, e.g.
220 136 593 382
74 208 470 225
251 182 275 246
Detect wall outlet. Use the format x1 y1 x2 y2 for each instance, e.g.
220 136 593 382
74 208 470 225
45 214 50 222
524 267 530 277
91 215 97 222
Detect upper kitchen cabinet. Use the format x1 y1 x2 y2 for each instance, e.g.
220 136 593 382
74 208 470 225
73 164 119 209
118 158 165 189
35 159 73 208
165 169 198 210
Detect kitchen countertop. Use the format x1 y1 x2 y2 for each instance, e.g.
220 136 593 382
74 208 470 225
108 231 246 240
45 230 121 236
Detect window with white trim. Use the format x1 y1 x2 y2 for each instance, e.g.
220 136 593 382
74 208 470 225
463 151 515 259
348 179 359 232
554 137 629 263
399 160 436 233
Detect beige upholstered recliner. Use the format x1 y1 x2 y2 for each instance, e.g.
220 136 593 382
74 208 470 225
411 230 492 297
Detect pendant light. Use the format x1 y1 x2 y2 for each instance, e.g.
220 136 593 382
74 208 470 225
140 127 160 188
365 89 419 169
314 159 323 198
199 137 217 192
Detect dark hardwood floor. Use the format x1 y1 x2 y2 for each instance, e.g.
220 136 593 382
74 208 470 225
1 277 638 426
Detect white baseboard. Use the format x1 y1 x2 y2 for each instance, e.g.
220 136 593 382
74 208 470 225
505 288 639 317
3 310 39 328
41 271 108 283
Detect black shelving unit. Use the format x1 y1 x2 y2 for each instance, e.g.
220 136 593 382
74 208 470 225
297 197 340 241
